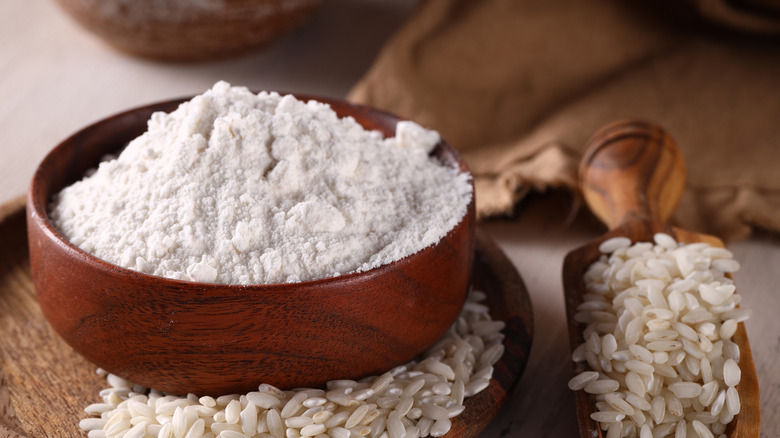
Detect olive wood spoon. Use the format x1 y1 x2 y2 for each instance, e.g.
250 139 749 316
562 119 760 437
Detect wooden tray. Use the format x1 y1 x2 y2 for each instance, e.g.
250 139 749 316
0 195 534 438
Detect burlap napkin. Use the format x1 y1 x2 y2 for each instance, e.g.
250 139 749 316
348 0 780 241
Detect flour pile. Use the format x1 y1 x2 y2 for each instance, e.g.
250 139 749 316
50 82 472 284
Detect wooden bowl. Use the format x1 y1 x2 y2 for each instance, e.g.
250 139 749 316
26 96 475 396
53 0 323 61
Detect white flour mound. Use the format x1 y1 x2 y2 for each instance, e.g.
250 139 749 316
50 82 472 285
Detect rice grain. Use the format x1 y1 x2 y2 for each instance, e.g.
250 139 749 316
600 237 632 253
590 411 625 423
567 371 599 391
691 420 714 438
429 419 451 437
79 418 108 431
669 382 702 399
723 359 741 387
725 387 740 416
569 235 748 437
584 379 620 395
604 393 634 416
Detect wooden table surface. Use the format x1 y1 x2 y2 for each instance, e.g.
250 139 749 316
1 2 777 437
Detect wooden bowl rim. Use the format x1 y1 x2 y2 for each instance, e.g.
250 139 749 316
28 94 475 295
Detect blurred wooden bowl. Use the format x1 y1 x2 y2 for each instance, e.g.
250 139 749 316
53 0 324 61
27 95 475 396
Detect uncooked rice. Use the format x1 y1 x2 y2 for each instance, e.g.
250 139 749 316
568 233 750 438
80 290 504 438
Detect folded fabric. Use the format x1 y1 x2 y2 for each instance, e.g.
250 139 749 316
348 0 780 241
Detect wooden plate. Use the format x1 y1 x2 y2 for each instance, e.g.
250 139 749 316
0 195 533 438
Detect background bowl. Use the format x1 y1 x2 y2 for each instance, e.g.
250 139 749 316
53 0 324 61
27 95 475 396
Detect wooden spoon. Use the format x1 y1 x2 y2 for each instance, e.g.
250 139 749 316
562 119 760 437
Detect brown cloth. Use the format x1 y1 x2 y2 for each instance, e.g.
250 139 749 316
348 0 780 241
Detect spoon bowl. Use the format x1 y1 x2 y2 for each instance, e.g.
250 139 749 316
562 119 760 437
27 95 475 396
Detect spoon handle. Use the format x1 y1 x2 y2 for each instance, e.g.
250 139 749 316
579 119 686 231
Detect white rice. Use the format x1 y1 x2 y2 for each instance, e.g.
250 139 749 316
80 290 504 438
668 382 702 399
584 379 620 394
723 359 741 388
567 371 599 391
569 233 749 437
591 411 626 423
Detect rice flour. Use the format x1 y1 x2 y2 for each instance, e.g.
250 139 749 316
50 82 472 284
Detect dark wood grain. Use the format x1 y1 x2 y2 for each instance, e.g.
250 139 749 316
563 119 760 437
1 197 532 438
26 96 476 396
